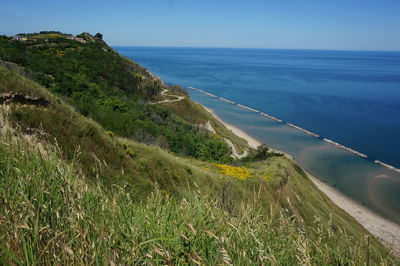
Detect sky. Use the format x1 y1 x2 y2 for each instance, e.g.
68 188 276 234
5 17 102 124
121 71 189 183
1 0 400 51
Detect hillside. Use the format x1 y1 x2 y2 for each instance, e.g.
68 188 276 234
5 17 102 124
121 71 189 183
0 31 247 163
0 32 398 264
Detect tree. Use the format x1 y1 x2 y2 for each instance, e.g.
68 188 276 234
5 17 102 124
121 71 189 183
95 33 103 39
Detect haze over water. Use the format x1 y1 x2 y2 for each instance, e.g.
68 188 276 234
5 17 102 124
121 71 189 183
116 46 400 224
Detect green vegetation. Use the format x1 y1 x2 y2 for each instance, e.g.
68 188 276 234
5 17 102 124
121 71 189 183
0 32 398 264
0 32 233 162
164 98 248 154
0 67 228 199
1 134 397 264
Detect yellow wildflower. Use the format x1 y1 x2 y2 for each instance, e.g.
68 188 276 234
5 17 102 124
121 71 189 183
214 164 252 179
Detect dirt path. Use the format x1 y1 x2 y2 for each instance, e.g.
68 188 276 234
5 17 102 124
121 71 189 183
224 138 248 159
150 89 185 104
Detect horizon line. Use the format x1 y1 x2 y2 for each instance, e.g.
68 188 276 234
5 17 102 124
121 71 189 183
110 44 400 53
3 32 399 52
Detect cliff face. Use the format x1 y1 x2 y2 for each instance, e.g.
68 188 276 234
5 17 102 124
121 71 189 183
0 32 398 264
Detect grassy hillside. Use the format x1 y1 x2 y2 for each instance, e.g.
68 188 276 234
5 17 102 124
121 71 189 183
0 32 237 162
0 62 398 264
1 132 397 265
0 31 398 263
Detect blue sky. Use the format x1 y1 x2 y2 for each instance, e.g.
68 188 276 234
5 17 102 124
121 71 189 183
1 0 400 51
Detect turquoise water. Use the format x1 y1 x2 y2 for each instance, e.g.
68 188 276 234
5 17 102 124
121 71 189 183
115 47 400 224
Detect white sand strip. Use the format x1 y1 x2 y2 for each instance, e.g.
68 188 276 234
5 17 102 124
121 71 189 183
202 105 261 149
308 174 400 254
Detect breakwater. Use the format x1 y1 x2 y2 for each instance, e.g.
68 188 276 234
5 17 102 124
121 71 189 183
189 86 400 174
260 112 283 123
286 123 320 138
374 160 400 174
323 138 368 158
219 97 236 105
190 86 319 138
189 87 219 99
237 104 260 113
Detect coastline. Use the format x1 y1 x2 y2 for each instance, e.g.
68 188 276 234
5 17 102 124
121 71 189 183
202 105 295 159
189 87 400 174
200 103 400 254
201 106 261 150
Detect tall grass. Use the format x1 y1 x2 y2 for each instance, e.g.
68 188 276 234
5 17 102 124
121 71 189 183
0 134 397 264
1 65 398 264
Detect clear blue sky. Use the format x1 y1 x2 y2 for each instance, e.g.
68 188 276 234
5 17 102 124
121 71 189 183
1 0 400 51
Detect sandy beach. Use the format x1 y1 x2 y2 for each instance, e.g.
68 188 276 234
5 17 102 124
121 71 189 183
308 174 400 254
202 105 261 149
201 104 400 254
203 105 296 160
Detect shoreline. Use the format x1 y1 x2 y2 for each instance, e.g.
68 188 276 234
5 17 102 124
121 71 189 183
202 105 295 160
189 87 400 174
200 103 400 254
202 106 261 149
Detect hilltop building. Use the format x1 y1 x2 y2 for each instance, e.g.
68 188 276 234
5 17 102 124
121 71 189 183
11 35 27 41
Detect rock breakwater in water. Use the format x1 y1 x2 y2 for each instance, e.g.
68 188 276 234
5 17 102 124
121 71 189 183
189 86 400 174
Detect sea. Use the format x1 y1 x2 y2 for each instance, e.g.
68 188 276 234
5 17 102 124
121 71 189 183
115 46 400 224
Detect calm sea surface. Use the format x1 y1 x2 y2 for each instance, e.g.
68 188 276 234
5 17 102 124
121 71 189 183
115 46 400 224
